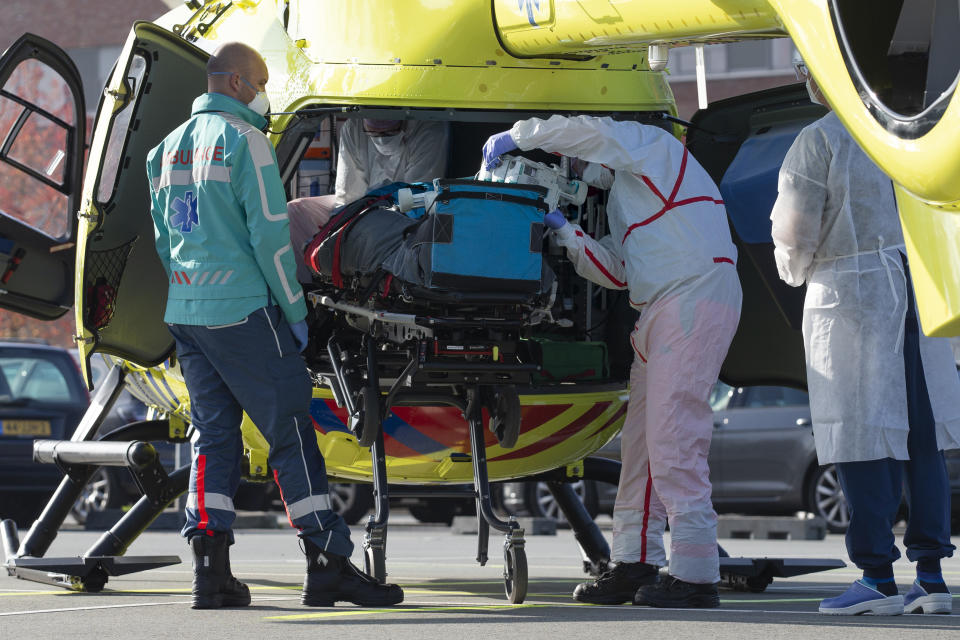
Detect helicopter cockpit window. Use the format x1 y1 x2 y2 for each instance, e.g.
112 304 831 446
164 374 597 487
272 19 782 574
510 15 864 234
97 54 147 205
0 58 76 239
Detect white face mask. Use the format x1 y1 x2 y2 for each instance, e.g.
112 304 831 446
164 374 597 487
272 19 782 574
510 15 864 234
370 134 405 157
806 78 823 106
247 91 270 117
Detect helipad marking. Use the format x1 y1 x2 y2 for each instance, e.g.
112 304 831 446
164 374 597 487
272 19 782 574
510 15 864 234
0 601 188 616
0 595 297 617
265 603 546 620
0 585 302 597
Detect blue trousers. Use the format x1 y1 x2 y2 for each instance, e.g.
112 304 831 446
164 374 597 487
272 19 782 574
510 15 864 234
169 305 353 557
836 263 955 577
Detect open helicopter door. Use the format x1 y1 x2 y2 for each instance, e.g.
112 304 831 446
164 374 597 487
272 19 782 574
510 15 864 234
0 35 85 322
686 83 828 390
74 23 207 387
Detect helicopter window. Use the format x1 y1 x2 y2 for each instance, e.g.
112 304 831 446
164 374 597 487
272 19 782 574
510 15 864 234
97 54 147 204
7 111 69 185
0 58 76 239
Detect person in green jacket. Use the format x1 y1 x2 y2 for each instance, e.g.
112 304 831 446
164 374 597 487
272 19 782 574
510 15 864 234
147 42 402 610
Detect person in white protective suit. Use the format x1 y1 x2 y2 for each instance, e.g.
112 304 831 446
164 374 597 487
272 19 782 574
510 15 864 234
287 118 449 281
771 58 960 616
484 115 742 608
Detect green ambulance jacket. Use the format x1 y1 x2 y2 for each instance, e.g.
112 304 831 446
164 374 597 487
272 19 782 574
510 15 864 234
146 92 306 326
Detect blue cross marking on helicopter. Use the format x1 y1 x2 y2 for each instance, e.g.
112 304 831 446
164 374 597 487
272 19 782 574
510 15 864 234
518 0 540 27
170 190 199 233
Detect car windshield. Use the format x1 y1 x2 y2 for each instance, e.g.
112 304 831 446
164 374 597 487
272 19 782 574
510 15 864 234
0 355 77 403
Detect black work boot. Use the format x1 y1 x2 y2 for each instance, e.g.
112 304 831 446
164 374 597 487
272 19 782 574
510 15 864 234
301 539 404 607
573 561 660 604
633 574 720 608
189 532 251 609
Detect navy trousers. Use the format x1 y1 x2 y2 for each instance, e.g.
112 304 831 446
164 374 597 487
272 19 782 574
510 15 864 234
169 305 353 557
835 260 955 577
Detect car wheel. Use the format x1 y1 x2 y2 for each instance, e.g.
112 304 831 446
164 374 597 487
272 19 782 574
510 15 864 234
524 480 599 523
328 482 373 525
71 468 124 525
806 464 849 533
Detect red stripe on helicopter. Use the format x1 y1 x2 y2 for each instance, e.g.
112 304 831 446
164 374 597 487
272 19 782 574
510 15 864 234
488 402 611 462
583 402 628 440
196 454 208 530
386 404 573 452
384 434 427 459
310 399 578 457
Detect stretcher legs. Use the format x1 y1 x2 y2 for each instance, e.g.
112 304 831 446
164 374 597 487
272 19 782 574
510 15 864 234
357 387 528 603
362 428 389 582
466 388 527 603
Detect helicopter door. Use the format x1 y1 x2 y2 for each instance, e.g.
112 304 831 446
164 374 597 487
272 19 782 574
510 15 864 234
0 34 86 320
686 83 827 390
74 23 208 385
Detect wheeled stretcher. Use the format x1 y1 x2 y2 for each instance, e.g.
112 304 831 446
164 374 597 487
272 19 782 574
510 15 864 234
301 179 557 601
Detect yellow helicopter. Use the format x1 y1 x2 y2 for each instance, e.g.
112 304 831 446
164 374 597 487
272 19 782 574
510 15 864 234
5 0 944 601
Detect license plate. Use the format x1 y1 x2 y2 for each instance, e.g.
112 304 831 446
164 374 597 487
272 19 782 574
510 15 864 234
0 420 51 436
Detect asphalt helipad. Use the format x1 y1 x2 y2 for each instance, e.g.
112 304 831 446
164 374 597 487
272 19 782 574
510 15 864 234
2 519 959 640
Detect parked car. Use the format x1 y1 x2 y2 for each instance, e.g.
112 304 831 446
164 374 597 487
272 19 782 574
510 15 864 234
0 340 90 526
504 383 960 534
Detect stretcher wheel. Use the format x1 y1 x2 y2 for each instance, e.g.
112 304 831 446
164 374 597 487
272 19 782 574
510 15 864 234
503 544 527 604
364 545 386 584
355 387 381 448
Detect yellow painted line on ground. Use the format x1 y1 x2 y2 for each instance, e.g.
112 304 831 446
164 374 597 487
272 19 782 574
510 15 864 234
266 603 546 621
0 585 301 597
401 589 481 596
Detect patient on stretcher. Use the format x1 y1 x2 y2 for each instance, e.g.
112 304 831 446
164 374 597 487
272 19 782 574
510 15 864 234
303 180 556 297
301 157 585 298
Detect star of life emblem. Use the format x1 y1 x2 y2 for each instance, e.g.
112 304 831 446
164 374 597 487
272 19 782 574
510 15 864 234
170 190 199 233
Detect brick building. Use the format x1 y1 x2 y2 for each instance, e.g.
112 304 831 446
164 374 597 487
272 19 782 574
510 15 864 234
667 39 798 120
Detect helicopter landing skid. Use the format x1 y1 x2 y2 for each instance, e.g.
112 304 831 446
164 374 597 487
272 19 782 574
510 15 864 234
546 457 846 592
1 365 189 592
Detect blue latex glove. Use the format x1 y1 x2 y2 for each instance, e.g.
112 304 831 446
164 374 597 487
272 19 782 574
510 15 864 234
544 209 568 230
482 131 518 169
290 319 309 353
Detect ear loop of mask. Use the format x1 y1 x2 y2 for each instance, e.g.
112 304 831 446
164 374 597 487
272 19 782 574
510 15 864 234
207 71 263 97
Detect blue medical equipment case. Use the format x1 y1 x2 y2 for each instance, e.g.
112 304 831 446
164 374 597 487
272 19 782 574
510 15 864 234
420 179 548 293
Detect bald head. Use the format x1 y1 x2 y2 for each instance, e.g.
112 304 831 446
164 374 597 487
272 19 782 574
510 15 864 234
207 42 268 104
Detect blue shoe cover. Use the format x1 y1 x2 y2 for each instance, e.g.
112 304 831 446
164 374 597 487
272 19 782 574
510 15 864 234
819 580 903 616
904 580 952 614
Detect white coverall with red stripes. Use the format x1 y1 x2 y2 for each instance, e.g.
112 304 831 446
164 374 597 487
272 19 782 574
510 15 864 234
510 115 742 584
